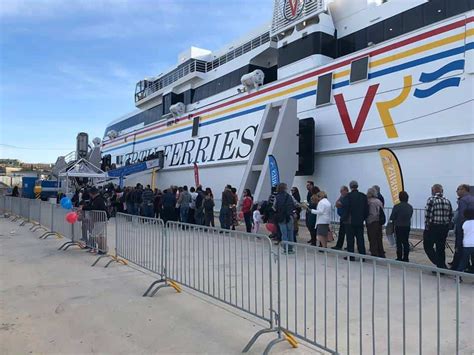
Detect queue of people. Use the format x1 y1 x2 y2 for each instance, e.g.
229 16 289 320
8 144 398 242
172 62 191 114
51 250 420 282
66 179 473 273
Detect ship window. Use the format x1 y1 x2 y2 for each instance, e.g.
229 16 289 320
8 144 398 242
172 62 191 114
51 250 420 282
207 80 216 97
183 89 194 105
316 72 333 107
338 34 355 57
367 21 384 45
402 5 423 33
384 14 402 40
446 0 470 17
350 56 369 84
192 116 200 137
353 30 367 52
221 73 231 91
423 0 445 26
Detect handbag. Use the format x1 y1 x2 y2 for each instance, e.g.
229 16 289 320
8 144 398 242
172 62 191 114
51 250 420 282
327 227 335 242
385 222 396 247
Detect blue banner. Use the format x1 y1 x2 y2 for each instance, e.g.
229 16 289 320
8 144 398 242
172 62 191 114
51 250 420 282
107 158 161 178
268 155 280 188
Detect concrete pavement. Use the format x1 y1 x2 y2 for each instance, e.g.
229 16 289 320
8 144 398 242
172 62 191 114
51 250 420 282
0 218 319 355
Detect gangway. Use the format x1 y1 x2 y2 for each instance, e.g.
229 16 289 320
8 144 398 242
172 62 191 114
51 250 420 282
107 158 162 187
238 98 298 203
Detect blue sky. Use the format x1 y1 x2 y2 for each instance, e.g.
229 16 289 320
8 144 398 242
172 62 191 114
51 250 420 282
0 0 273 163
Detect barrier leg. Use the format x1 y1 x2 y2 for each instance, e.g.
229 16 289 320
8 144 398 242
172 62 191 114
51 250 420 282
91 254 127 267
39 231 61 239
242 328 281 353
58 241 83 250
62 242 84 251
142 279 170 297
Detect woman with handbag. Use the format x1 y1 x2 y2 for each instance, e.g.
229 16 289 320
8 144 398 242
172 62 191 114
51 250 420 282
304 191 332 248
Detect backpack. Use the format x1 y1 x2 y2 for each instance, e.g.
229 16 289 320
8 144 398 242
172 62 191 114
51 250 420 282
379 206 386 226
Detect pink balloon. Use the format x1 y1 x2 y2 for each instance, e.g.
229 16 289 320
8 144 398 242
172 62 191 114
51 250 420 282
66 212 78 224
265 223 277 234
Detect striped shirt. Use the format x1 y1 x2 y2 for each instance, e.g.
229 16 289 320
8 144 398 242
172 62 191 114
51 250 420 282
425 193 453 226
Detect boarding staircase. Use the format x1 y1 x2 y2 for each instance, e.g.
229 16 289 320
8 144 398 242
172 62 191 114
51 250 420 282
238 98 298 203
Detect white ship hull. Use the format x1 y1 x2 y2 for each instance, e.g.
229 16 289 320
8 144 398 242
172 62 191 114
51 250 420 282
101 8 474 208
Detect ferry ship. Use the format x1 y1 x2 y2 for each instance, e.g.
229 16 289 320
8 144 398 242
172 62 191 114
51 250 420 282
100 0 474 208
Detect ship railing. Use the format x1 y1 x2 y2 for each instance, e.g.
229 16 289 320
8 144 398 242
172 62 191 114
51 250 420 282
136 31 271 103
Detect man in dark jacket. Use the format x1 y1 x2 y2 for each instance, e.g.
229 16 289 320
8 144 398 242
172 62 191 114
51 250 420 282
194 186 205 225
81 186 108 253
82 187 107 213
161 188 177 224
274 183 295 253
450 184 474 270
141 185 154 218
132 184 143 216
342 180 369 259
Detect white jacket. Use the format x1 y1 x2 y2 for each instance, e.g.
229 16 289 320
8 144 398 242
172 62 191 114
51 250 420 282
311 198 332 226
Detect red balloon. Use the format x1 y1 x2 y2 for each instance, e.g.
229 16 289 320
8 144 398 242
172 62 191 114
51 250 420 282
238 211 244 220
265 223 277 234
66 212 78 224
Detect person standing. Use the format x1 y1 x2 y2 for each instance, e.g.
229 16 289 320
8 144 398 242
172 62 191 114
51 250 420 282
372 185 385 206
125 187 134 215
242 189 253 233
141 185 154 218
252 204 263 233
161 188 177 224
333 186 349 250
389 191 413 262
342 180 368 260
194 186 205 225
132 184 143 216
220 185 234 229
366 188 385 258
203 190 215 227
175 186 182 221
11 185 19 197
291 187 301 241
188 187 197 224
177 186 191 223
451 184 474 269
305 191 332 248
231 187 239 230
423 184 453 269
456 209 474 272
274 183 295 254
305 181 319 236
81 186 108 254
307 194 318 246
153 189 162 219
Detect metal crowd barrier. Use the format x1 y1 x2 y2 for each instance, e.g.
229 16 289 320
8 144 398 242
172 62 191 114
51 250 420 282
164 221 275 325
80 210 108 253
330 206 426 231
37 201 54 235
114 213 166 284
113 215 474 355
2 197 473 354
1 197 113 262
26 199 41 227
0 195 10 215
11 197 22 220
259 242 474 355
